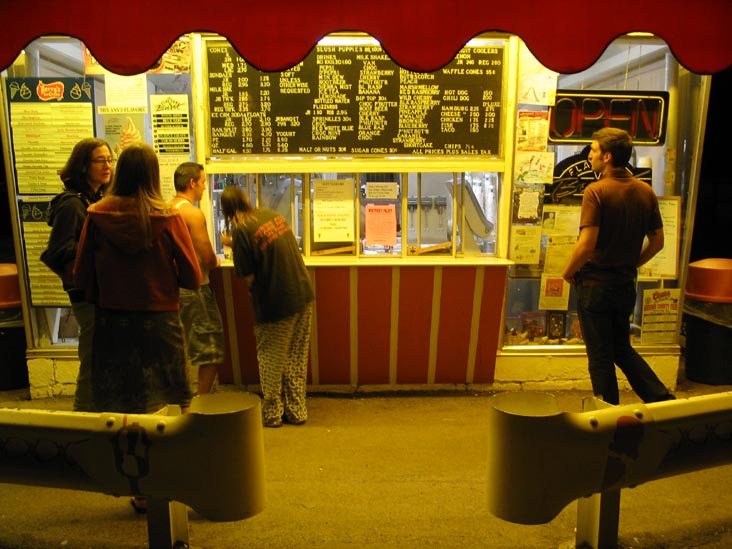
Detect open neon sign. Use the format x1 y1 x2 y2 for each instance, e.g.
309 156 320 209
549 90 668 145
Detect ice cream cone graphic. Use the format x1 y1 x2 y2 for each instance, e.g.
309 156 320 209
116 117 142 153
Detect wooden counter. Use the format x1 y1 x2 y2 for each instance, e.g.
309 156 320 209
210 259 509 389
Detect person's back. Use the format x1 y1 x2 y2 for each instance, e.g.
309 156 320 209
562 127 672 405
221 186 314 428
73 143 201 417
77 195 200 310
233 207 313 323
580 168 661 284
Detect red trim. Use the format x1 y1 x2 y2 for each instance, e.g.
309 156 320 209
396 267 434 383
473 266 508 383
2 0 730 74
210 268 259 385
313 267 352 384
434 267 476 384
357 267 393 385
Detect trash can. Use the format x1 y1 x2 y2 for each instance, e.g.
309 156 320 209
0 263 28 390
683 258 732 385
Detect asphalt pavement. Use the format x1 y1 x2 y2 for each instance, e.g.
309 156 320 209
1 377 732 548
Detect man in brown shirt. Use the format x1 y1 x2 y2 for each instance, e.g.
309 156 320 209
562 128 674 405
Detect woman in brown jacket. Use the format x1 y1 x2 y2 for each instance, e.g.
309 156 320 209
74 143 201 415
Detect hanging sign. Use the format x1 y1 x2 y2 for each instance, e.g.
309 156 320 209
549 90 668 145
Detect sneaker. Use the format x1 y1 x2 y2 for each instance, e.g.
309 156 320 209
263 419 282 428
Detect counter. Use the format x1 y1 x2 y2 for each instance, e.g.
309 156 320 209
210 259 510 389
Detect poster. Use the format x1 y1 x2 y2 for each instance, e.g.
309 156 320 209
365 204 397 246
365 182 398 200
103 73 148 108
150 94 191 155
641 288 681 344
511 183 543 224
514 151 555 184
538 274 571 310
517 42 558 106
104 113 145 155
516 110 549 151
509 225 541 264
640 197 680 279
541 205 581 237
158 155 192 201
313 179 355 242
543 235 577 274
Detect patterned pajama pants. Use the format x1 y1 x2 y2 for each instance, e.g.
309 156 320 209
254 306 313 426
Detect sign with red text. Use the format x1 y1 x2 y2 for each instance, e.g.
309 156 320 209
548 90 668 145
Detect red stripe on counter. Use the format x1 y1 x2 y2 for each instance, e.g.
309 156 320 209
357 267 393 384
228 274 260 384
396 267 434 383
314 267 352 384
434 267 476 383
473 266 508 383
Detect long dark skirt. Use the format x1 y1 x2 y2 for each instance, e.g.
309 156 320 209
89 309 192 414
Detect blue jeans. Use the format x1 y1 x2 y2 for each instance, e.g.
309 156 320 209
577 281 671 405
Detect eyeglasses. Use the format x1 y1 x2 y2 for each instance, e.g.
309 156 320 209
91 157 115 166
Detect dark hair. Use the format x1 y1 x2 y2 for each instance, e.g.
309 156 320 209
59 137 112 192
108 143 168 247
220 185 253 224
173 162 204 192
592 127 633 167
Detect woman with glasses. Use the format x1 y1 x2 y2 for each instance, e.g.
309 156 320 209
41 137 114 411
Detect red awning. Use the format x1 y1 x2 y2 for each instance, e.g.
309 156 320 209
1 0 731 75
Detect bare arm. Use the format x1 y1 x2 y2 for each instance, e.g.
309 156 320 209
180 204 219 271
562 226 599 285
170 214 203 290
638 227 664 267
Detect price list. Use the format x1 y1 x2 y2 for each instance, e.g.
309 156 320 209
206 41 503 156
18 197 69 306
6 77 95 194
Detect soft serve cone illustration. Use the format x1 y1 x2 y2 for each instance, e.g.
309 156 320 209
115 116 143 153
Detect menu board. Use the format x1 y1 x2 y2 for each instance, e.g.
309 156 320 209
18 196 69 306
6 77 95 194
206 40 503 156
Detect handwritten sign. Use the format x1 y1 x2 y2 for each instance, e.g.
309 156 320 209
365 204 397 246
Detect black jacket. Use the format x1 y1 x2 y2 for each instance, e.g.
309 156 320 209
41 183 105 302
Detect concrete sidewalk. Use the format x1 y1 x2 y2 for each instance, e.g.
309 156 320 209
1 380 731 548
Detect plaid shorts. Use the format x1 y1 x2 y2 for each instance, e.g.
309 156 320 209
179 284 226 367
